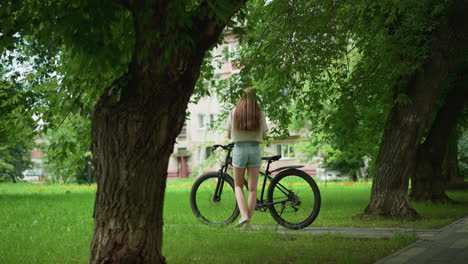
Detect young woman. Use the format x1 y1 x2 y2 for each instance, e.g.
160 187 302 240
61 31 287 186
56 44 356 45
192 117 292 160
226 88 268 227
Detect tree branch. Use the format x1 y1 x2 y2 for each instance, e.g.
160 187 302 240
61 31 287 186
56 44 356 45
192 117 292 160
191 0 247 50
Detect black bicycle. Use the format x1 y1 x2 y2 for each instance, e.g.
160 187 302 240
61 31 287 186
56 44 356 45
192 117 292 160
190 143 321 229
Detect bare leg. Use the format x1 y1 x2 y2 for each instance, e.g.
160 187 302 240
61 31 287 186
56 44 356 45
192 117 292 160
233 166 248 222
247 166 260 220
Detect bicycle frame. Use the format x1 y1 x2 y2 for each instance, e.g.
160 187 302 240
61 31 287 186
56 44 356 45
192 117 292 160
212 143 234 202
212 143 303 210
257 165 298 210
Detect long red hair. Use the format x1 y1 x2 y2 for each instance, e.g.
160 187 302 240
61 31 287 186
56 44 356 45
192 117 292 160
233 88 261 131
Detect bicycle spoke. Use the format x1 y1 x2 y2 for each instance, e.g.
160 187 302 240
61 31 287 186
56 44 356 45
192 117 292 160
191 173 239 225
267 171 321 229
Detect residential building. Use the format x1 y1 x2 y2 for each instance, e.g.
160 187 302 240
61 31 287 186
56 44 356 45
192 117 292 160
22 137 45 181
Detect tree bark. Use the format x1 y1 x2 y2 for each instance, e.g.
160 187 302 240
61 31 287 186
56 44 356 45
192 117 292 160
90 77 186 263
89 1 245 263
445 136 468 190
10 174 17 183
410 80 467 202
364 0 468 218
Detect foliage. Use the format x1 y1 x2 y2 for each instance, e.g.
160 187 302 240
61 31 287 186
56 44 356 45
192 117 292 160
290 118 367 179
0 1 133 183
206 0 452 177
0 0 134 185
0 62 35 141
1 0 243 184
458 131 468 179
188 138 256 178
0 143 33 183
41 114 92 184
0 59 36 183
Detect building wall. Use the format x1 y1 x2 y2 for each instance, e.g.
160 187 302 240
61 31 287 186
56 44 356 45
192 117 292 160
168 95 227 178
23 137 45 181
263 140 318 176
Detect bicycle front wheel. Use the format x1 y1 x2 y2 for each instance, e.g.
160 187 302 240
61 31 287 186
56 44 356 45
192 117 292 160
190 172 239 225
267 169 321 229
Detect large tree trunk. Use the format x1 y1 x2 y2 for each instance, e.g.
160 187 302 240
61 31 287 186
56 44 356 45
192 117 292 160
364 0 468 219
410 79 467 202
89 2 245 263
445 136 468 190
90 73 192 263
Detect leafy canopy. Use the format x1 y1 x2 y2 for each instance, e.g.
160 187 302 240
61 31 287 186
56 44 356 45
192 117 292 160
208 0 451 171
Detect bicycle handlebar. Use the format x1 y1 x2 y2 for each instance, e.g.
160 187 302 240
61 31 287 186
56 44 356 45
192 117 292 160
211 143 235 151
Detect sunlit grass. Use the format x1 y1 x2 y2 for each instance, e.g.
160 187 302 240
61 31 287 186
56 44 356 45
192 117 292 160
166 178 468 228
0 183 94 264
0 180 467 263
163 225 417 264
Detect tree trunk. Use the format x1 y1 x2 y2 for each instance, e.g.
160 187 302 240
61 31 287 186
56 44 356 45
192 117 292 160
410 80 467 202
10 173 17 183
364 0 468 218
89 2 245 263
445 136 468 190
90 75 190 262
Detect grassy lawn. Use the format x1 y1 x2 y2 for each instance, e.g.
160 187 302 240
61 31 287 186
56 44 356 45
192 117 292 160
0 180 467 263
166 177 468 228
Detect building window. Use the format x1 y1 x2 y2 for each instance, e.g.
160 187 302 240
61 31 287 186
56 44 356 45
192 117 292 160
220 43 238 62
198 114 215 129
178 147 188 155
276 143 295 159
177 123 187 140
198 114 205 129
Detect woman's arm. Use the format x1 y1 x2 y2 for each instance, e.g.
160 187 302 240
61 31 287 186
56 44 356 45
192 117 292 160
261 111 268 140
227 110 232 139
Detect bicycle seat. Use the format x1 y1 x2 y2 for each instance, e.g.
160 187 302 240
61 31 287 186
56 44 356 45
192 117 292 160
261 155 282 162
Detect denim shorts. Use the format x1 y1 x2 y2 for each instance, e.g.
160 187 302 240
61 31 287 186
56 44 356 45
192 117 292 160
232 141 262 168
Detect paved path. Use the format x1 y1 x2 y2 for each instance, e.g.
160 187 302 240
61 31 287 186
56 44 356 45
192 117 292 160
174 215 468 263
249 225 438 239
247 215 468 263
376 215 468 264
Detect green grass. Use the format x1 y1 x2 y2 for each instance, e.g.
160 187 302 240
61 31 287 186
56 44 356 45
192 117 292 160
164 225 417 264
0 180 467 263
166 178 468 228
0 184 94 264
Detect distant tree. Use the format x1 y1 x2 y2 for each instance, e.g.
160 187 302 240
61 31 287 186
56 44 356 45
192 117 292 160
41 114 91 184
0 60 35 183
0 142 33 183
290 117 367 181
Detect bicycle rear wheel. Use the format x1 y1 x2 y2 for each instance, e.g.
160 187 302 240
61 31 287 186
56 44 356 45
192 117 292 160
267 169 321 229
190 172 239 225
